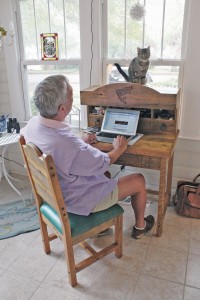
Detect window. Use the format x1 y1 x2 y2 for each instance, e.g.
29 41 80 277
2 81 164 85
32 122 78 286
25 64 80 115
103 0 185 93
16 0 186 122
17 0 80 119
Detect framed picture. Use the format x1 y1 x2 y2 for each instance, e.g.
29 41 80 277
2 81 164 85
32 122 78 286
41 33 58 60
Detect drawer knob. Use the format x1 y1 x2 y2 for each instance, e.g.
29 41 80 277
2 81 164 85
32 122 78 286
160 123 167 131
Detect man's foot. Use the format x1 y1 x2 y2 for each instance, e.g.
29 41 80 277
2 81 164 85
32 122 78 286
132 215 155 239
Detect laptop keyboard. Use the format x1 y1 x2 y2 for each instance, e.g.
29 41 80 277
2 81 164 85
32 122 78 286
97 132 131 139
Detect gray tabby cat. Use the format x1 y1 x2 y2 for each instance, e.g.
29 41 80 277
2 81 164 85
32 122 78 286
114 46 150 85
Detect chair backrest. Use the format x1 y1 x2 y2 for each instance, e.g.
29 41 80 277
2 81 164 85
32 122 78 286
19 136 71 237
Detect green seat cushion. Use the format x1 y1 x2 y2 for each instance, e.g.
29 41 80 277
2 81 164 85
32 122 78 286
40 202 124 237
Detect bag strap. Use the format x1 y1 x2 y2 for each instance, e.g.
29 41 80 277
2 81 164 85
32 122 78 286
177 181 199 191
196 184 200 196
193 173 200 182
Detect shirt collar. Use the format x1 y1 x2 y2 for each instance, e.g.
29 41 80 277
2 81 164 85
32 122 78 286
38 115 70 129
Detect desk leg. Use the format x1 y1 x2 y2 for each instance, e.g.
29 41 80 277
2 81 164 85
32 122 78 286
1 145 23 200
166 154 174 206
156 158 167 237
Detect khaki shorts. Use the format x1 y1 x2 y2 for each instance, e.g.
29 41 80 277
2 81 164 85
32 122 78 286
92 186 119 213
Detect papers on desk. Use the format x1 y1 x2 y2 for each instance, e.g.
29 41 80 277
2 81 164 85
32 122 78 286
128 133 144 145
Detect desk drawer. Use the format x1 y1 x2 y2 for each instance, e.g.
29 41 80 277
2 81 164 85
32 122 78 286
116 154 142 167
141 157 161 169
116 154 161 170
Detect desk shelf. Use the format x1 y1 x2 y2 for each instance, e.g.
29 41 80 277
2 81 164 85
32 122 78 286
80 83 179 135
138 117 176 134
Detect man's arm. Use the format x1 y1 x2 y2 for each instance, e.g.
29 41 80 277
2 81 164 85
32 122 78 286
108 136 128 165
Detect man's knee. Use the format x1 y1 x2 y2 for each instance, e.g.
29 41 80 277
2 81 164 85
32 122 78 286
131 173 145 182
118 173 146 199
131 173 146 188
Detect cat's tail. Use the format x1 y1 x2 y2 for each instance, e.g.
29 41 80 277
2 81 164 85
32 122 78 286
114 63 130 82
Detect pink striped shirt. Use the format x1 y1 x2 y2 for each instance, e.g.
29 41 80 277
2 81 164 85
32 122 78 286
21 115 118 215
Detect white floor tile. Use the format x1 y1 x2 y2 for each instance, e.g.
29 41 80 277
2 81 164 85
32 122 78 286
184 286 200 300
0 235 31 269
132 274 184 300
1 174 200 298
9 236 63 281
0 270 40 300
142 245 187 284
80 264 138 300
186 253 200 288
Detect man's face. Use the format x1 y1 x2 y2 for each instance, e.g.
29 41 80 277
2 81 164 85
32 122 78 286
68 85 73 107
65 84 73 116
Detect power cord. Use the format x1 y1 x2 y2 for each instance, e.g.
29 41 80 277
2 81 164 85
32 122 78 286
113 165 126 179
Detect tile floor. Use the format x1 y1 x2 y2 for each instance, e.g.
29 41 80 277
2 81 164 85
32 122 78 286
1 176 200 300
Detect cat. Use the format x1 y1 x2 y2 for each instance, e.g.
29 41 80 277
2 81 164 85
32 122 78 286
114 46 150 85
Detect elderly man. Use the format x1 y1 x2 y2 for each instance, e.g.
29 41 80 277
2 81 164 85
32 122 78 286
21 75 154 239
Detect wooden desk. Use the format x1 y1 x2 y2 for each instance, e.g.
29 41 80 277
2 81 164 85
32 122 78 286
93 132 178 237
80 83 180 237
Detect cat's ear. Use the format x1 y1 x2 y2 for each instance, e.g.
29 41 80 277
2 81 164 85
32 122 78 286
147 46 150 50
137 47 140 52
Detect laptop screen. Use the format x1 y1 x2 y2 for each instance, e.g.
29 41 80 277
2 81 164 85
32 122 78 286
101 108 140 135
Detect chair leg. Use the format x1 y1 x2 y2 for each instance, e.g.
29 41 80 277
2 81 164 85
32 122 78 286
40 219 51 254
115 215 123 258
63 239 77 287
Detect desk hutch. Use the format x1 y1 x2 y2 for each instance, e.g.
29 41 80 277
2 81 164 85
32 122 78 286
80 83 180 237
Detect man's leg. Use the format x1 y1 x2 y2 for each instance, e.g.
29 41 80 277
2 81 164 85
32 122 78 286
118 173 147 228
93 172 154 238
118 173 155 238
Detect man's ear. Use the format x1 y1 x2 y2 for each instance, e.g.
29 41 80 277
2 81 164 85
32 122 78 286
58 104 65 112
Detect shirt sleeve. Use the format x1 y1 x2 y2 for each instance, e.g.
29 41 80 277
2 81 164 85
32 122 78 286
69 143 110 176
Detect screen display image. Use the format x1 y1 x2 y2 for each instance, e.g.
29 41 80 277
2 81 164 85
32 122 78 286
103 111 139 134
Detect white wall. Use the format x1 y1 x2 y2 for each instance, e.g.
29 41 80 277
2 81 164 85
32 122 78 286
0 0 25 122
1 0 200 195
180 0 200 139
0 49 11 114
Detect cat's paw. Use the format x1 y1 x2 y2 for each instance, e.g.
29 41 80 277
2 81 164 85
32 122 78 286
141 78 147 85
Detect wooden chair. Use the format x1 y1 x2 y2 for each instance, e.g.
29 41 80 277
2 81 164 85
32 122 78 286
19 136 124 287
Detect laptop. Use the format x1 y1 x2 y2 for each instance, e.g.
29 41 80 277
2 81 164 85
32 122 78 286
96 108 142 145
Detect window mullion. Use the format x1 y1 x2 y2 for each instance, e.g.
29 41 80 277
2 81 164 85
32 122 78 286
63 0 67 59
47 0 51 32
124 0 127 57
142 0 146 47
32 0 39 59
161 0 166 58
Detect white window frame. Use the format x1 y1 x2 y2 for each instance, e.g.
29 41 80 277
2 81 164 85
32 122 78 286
102 0 187 90
15 0 82 120
14 0 103 126
19 59 81 120
1 0 190 130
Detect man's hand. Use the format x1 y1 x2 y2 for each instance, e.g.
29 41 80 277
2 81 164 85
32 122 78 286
82 133 97 145
113 136 128 152
108 135 128 165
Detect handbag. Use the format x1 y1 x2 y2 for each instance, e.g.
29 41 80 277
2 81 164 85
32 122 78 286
173 173 200 218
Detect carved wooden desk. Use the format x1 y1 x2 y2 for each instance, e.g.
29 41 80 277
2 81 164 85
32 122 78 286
93 133 178 237
81 83 180 237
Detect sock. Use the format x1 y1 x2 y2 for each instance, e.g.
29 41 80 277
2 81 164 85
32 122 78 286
134 221 146 230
